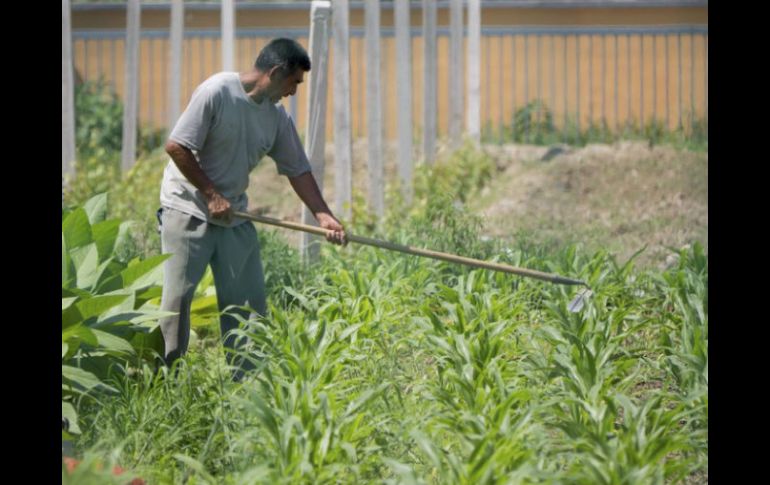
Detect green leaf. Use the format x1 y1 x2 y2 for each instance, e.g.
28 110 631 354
62 365 115 392
338 322 364 342
191 294 219 314
97 291 137 320
70 294 131 325
83 193 108 225
113 221 136 259
411 430 442 470
121 254 171 289
71 243 99 290
91 329 135 355
62 233 72 286
96 308 175 328
62 208 92 249
62 343 69 358
62 324 98 347
61 401 81 434
62 297 78 310
91 219 121 261
173 454 217 483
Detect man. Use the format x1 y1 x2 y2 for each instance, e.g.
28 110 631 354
159 38 346 381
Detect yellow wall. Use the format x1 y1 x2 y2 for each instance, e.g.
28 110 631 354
72 4 708 138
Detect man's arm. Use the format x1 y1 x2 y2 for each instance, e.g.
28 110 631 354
165 140 232 223
288 171 347 245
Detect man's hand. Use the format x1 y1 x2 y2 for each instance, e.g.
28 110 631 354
206 191 233 224
316 212 347 246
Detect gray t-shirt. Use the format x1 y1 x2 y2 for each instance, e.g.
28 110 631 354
160 72 311 227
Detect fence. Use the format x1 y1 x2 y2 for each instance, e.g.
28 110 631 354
71 23 707 140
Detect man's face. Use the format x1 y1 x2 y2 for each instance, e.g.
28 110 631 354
268 67 305 103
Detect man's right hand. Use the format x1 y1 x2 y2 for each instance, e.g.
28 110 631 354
206 191 233 224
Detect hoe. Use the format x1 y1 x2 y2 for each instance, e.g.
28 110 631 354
234 211 593 312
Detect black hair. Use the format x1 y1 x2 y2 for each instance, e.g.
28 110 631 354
254 38 311 74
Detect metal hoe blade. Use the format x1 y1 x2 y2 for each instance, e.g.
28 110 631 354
568 287 593 313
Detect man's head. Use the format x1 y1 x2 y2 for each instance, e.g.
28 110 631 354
255 38 311 103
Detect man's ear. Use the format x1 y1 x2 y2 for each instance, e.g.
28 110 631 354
267 64 285 81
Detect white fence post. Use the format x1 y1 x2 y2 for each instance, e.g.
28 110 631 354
422 0 437 164
121 0 140 171
365 0 384 218
395 0 413 204
221 0 235 71
62 0 76 183
301 1 332 263
466 0 481 144
333 0 353 220
167 0 184 132
449 0 464 144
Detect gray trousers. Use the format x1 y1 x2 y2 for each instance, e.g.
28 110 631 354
159 207 266 380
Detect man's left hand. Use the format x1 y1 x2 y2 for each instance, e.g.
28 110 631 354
316 213 347 246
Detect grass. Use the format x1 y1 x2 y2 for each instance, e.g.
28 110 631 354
63 122 707 483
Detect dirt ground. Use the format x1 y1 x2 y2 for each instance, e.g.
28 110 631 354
247 139 707 270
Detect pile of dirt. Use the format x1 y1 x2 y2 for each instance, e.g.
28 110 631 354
246 139 707 270
477 141 707 269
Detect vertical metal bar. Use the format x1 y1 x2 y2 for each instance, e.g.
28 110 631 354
523 34 528 107
187 36 193 105
576 33 580 136
83 40 89 82
614 33 618 133
96 39 103 81
601 33 606 130
111 39 117 89
199 37 204 85
588 33 592 128
652 34 657 126
512 34 516 139
161 38 167 132
678 32 682 129
563 34 567 141
627 33 631 132
358 38 363 139
485 35 490 140
690 30 695 133
665 33 671 130
639 34 644 132
523 34 529 141
536 33 542 137
212 34 217 76
149 37 154 129
550 35 555 124
704 33 708 123
499 35 504 142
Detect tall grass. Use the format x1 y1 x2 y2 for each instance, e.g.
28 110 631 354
67 141 707 483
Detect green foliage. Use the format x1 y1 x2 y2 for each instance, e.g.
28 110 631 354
65 80 166 208
483 99 708 151
67 141 707 483
62 194 173 438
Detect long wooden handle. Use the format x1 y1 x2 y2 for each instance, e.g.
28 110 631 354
233 211 588 286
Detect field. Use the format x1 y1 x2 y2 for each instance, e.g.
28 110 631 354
62 139 708 484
